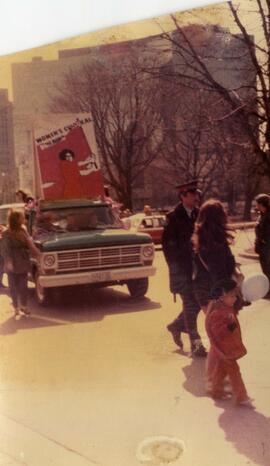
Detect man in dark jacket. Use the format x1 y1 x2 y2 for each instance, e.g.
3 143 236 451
255 193 270 298
162 180 207 357
0 225 7 288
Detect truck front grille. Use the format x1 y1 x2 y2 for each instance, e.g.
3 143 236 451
56 245 142 272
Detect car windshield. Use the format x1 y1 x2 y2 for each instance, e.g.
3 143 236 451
130 216 166 229
33 205 123 235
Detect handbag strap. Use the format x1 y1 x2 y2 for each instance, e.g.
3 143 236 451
198 252 209 271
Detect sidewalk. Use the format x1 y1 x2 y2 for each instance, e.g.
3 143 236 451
229 222 258 260
228 221 256 230
239 247 258 260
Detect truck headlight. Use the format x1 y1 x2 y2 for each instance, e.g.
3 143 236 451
142 245 154 259
43 254 56 268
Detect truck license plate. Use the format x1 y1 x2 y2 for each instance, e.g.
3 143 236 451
91 271 112 282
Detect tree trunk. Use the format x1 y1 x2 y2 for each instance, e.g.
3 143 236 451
118 185 133 212
126 185 133 212
227 183 237 216
242 192 253 221
242 172 262 221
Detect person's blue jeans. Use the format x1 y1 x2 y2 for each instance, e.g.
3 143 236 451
7 273 28 309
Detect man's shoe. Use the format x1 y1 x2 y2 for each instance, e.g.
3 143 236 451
20 307 30 316
191 340 207 358
167 324 183 349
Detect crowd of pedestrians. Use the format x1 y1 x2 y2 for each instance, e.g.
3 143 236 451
0 184 270 408
162 180 270 408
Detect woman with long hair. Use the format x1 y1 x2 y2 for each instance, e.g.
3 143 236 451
1 210 40 316
192 199 236 312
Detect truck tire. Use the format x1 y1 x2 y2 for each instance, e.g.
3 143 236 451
127 278 148 298
35 273 52 307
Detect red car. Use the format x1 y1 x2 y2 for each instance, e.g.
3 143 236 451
123 213 166 244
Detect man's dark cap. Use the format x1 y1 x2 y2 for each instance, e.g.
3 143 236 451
175 179 199 194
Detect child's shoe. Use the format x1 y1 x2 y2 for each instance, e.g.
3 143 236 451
209 390 232 400
237 397 255 409
20 307 30 316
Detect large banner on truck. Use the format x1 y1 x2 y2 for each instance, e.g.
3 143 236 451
33 114 104 200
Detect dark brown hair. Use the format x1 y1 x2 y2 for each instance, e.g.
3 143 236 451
16 189 28 203
255 193 270 209
59 148 75 161
192 199 234 252
8 210 25 230
8 210 28 244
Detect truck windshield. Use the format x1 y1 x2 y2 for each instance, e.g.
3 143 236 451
33 205 123 235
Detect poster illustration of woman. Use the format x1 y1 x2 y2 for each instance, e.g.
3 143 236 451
58 148 84 198
36 124 104 200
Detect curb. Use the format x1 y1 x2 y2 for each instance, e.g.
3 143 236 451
228 222 256 230
239 251 258 260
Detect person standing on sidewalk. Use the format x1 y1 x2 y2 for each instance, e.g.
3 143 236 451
0 224 7 288
162 180 207 357
254 193 270 298
1 210 40 316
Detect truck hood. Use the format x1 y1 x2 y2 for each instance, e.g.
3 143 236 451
35 229 152 252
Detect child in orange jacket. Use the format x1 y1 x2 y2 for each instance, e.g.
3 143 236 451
205 278 254 407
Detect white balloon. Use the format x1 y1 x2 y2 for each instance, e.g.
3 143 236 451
241 273 269 302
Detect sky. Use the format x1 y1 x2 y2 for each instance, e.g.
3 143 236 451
0 0 261 101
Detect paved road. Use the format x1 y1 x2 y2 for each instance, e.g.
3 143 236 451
0 231 269 466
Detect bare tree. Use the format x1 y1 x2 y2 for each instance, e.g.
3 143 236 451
212 115 261 219
154 59 258 217
158 7 269 172
160 86 221 194
51 52 163 210
138 6 268 217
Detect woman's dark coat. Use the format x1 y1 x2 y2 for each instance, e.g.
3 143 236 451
255 209 270 280
193 243 236 307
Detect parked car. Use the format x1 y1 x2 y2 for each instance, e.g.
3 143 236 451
123 213 166 244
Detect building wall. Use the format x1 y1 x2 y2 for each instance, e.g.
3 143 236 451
0 89 16 202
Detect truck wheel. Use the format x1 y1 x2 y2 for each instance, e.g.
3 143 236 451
127 278 148 298
35 273 52 307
